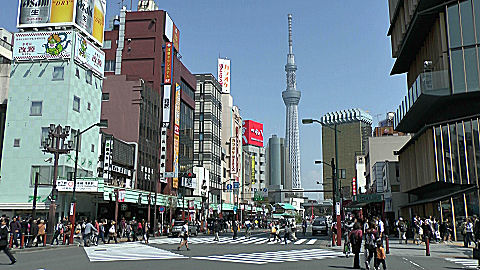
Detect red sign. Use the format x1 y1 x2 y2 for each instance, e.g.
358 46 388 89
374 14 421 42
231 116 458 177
172 24 180 51
242 120 264 147
164 42 173 84
352 177 357 196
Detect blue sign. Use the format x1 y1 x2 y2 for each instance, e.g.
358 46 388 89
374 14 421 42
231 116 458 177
158 206 165 213
233 182 240 189
226 184 233 190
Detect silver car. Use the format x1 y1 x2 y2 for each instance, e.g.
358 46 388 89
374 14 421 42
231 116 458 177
312 217 328 236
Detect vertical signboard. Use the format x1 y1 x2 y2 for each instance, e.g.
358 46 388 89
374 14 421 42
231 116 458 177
164 42 173 84
172 25 180 51
17 0 106 46
162 85 172 124
251 156 255 184
164 12 173 41
352 177 357 196
230 137 237 174
172 83 181 189
73 32 104 76
217 58 231 93
103 139 113 181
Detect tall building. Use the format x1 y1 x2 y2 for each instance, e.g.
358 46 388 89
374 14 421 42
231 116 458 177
266 135 293 205
282 14 302 190
242 120 266 203
0 28 12 170
321 109 372 200
194 74 223 203
102 7 196 198
387 0 480 237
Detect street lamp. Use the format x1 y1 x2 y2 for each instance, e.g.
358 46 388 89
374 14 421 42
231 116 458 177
42 124 73 243
69 122 106 244
303 118 342 246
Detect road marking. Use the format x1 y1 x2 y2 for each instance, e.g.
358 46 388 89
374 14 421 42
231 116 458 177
445 258 479 268
84 242 186 262
192 248 343 265
294 239 307 245
402 257 425 269
306 239 317 245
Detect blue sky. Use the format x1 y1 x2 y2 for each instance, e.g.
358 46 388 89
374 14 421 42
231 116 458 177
1 0 406 200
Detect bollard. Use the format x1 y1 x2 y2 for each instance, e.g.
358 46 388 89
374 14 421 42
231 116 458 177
43 234 47 246
332 231 336 246
20 234 24 249
426 237 430 256
386 235 390 254
8 234 13 248
63 233 67 245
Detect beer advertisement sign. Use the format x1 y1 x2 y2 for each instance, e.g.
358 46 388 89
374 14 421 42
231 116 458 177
13 31 73 61
17 0 106 46
73 32 105 76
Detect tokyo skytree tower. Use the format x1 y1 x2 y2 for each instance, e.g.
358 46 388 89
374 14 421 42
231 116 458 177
282 14 302 190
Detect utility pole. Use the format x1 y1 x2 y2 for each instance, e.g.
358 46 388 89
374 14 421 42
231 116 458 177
32 172 39 220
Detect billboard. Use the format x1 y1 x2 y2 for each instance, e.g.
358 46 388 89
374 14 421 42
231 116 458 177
17 0 106 46
164 42 173 84
217 58 231 93
13 31 73 61
57 179 98 192
172 83 181 189
242 120 264 147
164 12 179 51
73 32 104 76
230 137 237 174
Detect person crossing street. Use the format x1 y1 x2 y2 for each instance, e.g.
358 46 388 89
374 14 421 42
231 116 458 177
177 222 190 251
0 218 16 265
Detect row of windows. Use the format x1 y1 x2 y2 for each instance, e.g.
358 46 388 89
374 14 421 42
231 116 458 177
29 95 89 116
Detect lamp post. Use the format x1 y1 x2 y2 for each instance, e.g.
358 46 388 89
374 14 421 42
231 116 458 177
303 118 341 246
42 124 73 244
69 122 104 244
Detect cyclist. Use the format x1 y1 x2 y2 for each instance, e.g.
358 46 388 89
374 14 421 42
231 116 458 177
83 219 97 247
245 220 252 239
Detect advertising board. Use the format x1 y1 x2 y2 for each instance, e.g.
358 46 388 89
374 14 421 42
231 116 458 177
164 42 173 84
251 155 255 184
242 120 264 147
17 0 106 46
57 179 98 192
217 58 231 93
230 137 237 174
172 83 181 189
73 32 104 76
13 30 73 61
162 85 171 124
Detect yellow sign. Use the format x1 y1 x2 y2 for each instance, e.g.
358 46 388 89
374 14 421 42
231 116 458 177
172 83 181 189
251 156 255 184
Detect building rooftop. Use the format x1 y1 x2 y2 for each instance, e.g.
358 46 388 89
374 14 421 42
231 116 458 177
321 108 373 125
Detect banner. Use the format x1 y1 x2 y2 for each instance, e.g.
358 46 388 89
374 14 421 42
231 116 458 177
74 32 104 76
164 42 173 84
352 177 357 196
162 85 171 124
13 31 73 61
172 24 180 51
172 83 181 189
57 179 98 192
17 0 106 46
217 58 231 93
164 12 173 41
230 137 237 174
251 155 255 184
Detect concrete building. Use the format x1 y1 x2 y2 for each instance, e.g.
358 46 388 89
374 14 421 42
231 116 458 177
321 109 373 200
102 7 196 197
0 28 12 170
193 74 222 203
387 0 480 240
242 120 266 204
0 29 104 217
266 135 293 205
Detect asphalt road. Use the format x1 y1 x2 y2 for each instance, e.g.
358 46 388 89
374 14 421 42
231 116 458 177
0 232 475 270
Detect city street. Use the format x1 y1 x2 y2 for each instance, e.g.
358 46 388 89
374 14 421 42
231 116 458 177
0 231 475 270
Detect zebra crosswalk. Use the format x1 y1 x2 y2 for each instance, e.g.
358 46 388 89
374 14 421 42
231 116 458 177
149 236 319 246
83 242 187 262
445 258 479 269
192 248 343 265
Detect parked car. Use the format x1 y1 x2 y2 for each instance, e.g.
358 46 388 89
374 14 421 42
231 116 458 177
312 217 328 236
171 221 199 237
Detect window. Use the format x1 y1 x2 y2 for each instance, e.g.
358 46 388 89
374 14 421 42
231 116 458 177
30 101 42 116
52 66 64 80
460 0 475 46
75 68 80 78
465 47 479 92
91 144 95 152
102 93 110 101
73 96 80 112
448 4 461 48
103 40 112 49
85 70 92 85
87 102 91 111
451 49 466 93
100 119 108 128
13 138 20 147
41 127 49 146
104 60 116 72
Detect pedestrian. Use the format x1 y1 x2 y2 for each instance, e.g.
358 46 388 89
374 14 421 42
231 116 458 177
245 219 251 239
284 222 291 244
302 218 307 236
349 222 363 269
10 217 20 248
107 221 118 244
268 223 277 242
142 219 150 244
374 240 387 270
364 222 377 270
83 219 97 247
465 218 474 247
30 219 39 247
214 219 220 241
177 222 190 251
125 221 132 242
132 218 138 241
232 220 238 240
51 220 63 245
0 218 16 265
37 220 46 247
396 217 407 244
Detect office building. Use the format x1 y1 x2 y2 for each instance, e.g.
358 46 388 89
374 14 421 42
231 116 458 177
242 120 267 204
387 0 480 239
266 135 294 205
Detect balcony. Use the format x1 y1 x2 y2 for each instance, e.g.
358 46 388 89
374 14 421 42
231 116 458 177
0 39 12 61
394 70 450 132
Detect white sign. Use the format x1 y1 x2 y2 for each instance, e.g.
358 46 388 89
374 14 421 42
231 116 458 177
217 58 231 93
162 85 171 124
118 190 126 202
69 203 75 215
74 32 105 76
13 31 73 61
336 202 341 215
57 180 98 192
159 126 168 183
230 137 237 174
164 12 173 41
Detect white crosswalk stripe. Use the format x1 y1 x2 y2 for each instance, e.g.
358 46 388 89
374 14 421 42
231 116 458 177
445 258 479 268
83 242 186 262
149 236 316 245
193 248 343 265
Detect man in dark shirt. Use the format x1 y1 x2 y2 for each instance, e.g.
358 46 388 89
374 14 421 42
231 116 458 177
10 217 21 248
0 218 16 264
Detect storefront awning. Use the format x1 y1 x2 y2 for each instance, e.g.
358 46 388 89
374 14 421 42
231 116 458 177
347 194 383 208
278 203 296 210
400 185 477 208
